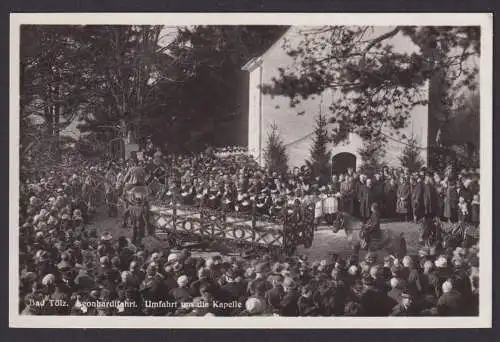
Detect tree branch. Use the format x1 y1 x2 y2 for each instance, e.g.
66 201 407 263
362 27 402 55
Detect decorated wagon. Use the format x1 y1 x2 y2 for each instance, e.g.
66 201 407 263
149 200 316 256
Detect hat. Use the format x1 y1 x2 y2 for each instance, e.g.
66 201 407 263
282 277 296 289
167 253 179 263
435 256 448 268
245 297 265 315
401 287 414 299
101 232 113 241
37 250 49 262
57 260 72 271
99 256 110 265
365 252 377 262
41 273 56 286
177 275 189 287
150 252 161 262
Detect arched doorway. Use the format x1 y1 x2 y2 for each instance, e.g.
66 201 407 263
332 152 356 175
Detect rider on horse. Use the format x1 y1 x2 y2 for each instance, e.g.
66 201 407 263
122 165 150 243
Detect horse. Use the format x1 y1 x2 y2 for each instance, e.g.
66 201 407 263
330 211 407 259
440 221 479 251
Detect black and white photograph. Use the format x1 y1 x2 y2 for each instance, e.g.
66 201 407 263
9 13 492 328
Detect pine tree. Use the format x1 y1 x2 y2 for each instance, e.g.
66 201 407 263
358 137 386 177
399 137 424 172
264 123 288 175
307 113 331 185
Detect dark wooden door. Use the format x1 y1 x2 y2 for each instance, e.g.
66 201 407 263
332 152 356 175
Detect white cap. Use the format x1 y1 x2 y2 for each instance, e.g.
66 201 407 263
42 273 56 286
348 265 358 275
167 253 179 263
177 275 189 287
442 281 453 293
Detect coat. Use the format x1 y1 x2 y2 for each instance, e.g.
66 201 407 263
359 185 376 219
471 203 480 224
384 182 397 216
340 180 355 214
390 303 420 316
396 182 411 214
297 295 321 316
373 180 385 205
423 182 437 216
444 185 459 220
436 290 464 316
412 181 425 219
279 290 300 316
359 286 390 316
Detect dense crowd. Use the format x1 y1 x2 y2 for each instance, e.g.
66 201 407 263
18 145 480 316
141 145 480 228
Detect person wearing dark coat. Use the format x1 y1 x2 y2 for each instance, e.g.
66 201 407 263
279 278 300 316
169 275 193 304
402 257 423 295
390 291 420 316
297 285 321 316
265 282 285 314
359 179 376 221
436 280 465 316
359 276 391 316
396 177 411 221
423 174 437 217
361 203 381 245
471 195 480 225
412 176 425 221
444 182 459 222
373 174 385 211
220 270 247 302
387 278 404 306
189 268 215 297
383 178 398 219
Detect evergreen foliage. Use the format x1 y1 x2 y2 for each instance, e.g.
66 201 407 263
264 123 289 175
399 137 425 172
307 113 331 185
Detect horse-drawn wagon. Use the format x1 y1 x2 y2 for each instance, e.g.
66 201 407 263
149 200 316 256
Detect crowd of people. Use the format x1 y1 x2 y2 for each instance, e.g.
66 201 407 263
138 144 480 228
18 145 481 316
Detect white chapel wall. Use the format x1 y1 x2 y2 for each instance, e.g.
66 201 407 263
253 26 429 169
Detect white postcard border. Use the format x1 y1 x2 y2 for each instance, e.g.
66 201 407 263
9 12 493 329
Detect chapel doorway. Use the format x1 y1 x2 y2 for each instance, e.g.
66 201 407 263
332 152 356 175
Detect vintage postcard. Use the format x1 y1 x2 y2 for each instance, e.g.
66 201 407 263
9 12 492 328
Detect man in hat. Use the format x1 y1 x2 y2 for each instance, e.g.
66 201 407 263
279 277 300 316
390 288 420 316
122 165 150 243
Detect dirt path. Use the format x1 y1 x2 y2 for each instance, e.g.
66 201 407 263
88 209 422 261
